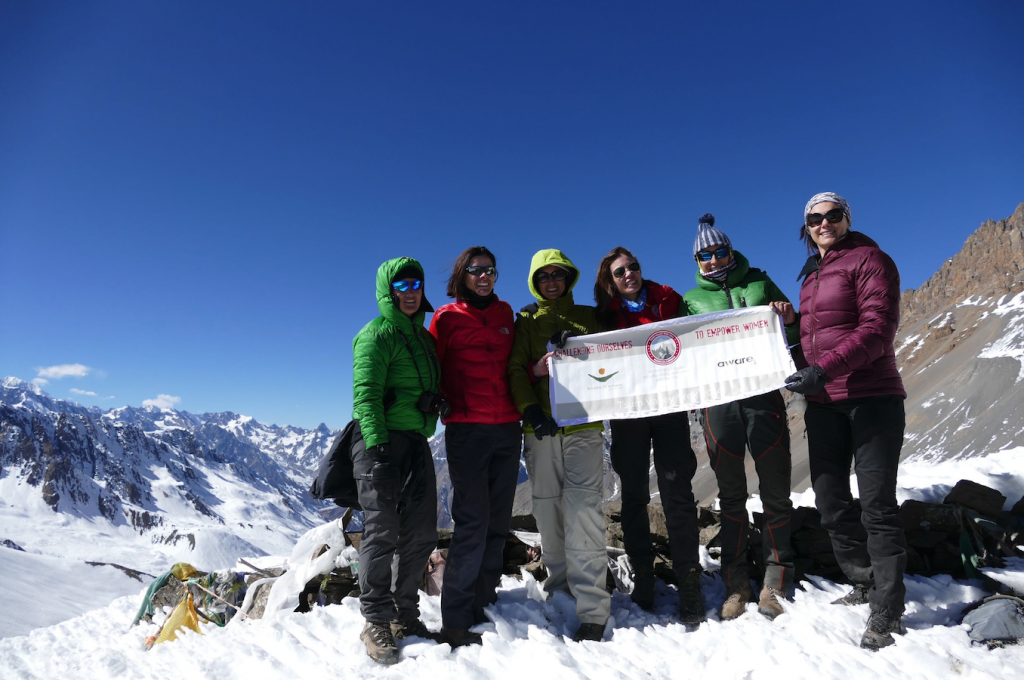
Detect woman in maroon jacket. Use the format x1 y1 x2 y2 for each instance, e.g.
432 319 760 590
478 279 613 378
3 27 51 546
429 246 522 647
785 192 908 651
593 247 704 623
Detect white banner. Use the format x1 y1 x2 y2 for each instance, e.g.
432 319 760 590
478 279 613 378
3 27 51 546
548 307 796 425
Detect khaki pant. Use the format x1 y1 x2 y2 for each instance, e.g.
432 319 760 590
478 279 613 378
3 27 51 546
524 429 610 624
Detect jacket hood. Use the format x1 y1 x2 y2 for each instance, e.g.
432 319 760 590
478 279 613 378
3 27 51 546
694 250 751 290
527 249 580 302
375 256 433 326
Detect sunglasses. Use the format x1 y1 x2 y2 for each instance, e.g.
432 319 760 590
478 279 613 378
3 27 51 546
466 265 497 277
612 261 640 279
696 247 730 262
535 269 569 284
391 279 423 292
806 208 846 227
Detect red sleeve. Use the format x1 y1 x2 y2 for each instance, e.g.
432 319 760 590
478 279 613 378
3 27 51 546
662 288 683 319
651 283 683 319
428 308 448 366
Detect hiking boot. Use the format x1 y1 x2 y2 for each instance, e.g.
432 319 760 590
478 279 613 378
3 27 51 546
677 568 706 625
832 584 870 606
859 611 905 651
572 622 606 642
390 618 441 642
757 586 785 620
630 559 656 611
719 581 755 621
360 621 399 665
441 627 483 648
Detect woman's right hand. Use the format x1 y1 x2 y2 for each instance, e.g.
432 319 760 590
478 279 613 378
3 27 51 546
769 301 797 325
532 351 555 377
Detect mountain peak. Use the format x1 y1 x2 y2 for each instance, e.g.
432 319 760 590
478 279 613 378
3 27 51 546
1 376 45 396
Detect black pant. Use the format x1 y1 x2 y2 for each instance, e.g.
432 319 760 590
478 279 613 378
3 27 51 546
609 411 699 576
351 425 438 623
701 390 794 592
440 421 522 629
806 395 907 616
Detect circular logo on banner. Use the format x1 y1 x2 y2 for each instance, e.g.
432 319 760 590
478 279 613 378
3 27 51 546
646 330 680 365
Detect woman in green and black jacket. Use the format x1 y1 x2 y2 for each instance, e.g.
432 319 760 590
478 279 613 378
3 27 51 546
682 214 798 623
351 256 442 665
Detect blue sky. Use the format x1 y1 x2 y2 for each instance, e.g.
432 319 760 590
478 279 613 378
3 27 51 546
2 1 1022 429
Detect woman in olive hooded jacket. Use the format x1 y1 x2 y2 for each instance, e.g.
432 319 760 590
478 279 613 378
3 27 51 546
507 249 610 642
351 256 441 665
682 214 799 623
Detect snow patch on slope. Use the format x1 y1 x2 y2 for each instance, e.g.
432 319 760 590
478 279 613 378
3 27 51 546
978 290 1024 382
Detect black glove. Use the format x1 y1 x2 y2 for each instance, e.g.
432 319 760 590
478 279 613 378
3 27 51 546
524 404 559 439
520 302 539 315
785 365 829 396
550 330 577 349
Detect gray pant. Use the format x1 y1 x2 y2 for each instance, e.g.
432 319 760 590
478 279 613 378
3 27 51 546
524 428 610 625
352 426 438 623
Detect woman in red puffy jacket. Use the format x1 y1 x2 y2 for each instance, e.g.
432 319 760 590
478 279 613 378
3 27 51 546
593 247 704 624
785 192 908 651
429 245 521 648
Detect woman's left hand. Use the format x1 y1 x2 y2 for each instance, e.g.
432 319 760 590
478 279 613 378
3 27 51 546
769 301 797 325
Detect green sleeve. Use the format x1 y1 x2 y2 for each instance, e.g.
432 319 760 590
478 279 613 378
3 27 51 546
764 277 800 346
352 330 390 448
507 314 539 414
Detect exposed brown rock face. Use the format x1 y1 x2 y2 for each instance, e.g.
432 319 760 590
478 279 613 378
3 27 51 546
900 203 1024 330
891 203 1024 462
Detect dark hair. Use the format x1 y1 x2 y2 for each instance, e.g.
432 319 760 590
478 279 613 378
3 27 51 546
594 246 639 329
798 223 817 254
446 246 497 299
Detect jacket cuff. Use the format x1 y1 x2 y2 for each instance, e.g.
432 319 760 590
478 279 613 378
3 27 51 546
816 353 845 380
527 361 541 384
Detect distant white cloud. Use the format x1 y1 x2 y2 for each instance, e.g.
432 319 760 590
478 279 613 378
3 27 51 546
32 378 49 387
143 394 181 409
36 364 91 380
70 388 98 396
103 395 116 400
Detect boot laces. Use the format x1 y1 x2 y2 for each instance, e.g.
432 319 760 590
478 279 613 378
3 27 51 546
368 622 396 647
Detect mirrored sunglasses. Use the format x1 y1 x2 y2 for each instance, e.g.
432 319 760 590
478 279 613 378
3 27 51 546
391 279 423 292
697 247 730 262
466 265 497 277
612 261 641 279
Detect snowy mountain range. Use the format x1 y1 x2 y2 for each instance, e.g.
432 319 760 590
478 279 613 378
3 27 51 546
0 377 338 574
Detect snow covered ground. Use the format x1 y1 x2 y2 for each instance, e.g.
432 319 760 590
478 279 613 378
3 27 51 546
1 449 1022 679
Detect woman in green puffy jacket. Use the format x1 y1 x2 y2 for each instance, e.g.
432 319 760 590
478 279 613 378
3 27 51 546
351 256 442 665
506 249 610 642
682 214 798 623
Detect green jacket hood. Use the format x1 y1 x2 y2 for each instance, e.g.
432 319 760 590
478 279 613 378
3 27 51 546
527 249 580 302
693 250 751 290
375 257 433 327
